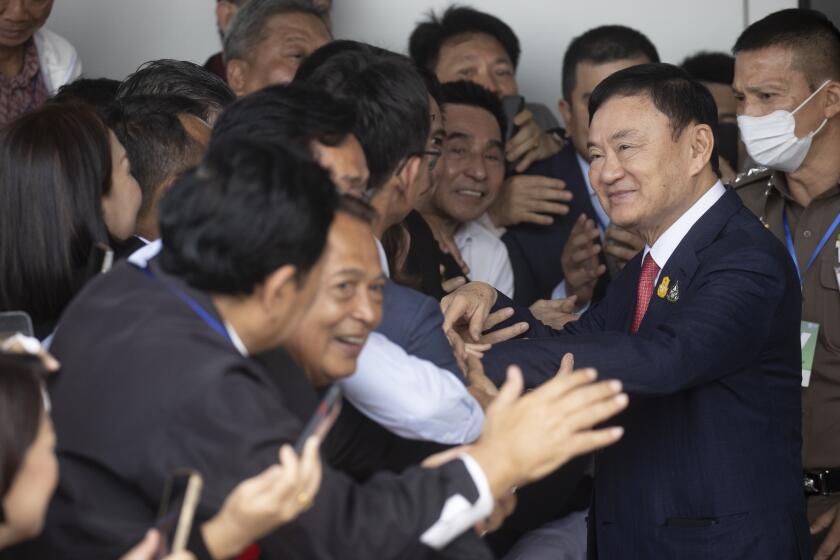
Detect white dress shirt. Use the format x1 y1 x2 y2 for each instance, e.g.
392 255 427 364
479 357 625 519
338 237 485 443
643 181 727 278
455 219 515 298
341 237 492 548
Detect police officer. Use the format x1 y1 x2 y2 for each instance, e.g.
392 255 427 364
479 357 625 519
732 9 840 558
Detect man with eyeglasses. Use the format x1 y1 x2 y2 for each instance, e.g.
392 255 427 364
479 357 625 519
419 80 515 299
292 41 491 444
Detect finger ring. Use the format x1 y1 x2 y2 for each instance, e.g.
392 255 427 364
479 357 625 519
297 493 311 505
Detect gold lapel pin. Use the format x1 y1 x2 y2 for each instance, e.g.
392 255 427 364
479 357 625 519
657 276 670 299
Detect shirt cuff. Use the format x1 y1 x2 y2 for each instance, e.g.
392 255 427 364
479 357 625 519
551 280 568 300
550 281 590 315
419 454 494 549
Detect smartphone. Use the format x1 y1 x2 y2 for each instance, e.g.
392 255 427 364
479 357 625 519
155 469 203 559
501 95 526 174
0 311 34 339
294 385 342 453
501 95 525 144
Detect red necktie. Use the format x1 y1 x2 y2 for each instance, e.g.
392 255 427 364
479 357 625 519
630 253 660 334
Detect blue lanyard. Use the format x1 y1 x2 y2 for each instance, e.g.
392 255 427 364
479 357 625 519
134 264 233 345
782 206 840 285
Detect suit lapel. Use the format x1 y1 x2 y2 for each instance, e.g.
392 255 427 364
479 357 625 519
601 252 643 331
637 189 743 334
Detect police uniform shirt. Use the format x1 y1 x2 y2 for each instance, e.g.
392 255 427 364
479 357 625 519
735 168 840 520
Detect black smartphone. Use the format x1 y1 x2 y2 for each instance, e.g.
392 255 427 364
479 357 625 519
294 385 342 453
501 95 526 144
502 95 526 174
155 469 203 559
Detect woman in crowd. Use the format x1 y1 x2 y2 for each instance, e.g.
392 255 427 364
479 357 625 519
0 0 81 126
0 351 323 559
0 103 141 339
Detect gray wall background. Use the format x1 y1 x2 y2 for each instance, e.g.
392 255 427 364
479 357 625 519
48 0 796 120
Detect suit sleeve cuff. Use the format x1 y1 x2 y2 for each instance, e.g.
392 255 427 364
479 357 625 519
419 454 494 549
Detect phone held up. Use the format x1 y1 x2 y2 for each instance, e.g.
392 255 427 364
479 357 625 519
294 385 343 454
155 469 203 559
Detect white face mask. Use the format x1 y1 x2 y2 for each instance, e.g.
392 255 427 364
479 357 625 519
737 80 830 173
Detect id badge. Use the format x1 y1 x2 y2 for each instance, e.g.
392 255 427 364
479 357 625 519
801 321 820 387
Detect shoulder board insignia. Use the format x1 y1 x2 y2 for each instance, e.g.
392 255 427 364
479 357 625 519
732 166 772 189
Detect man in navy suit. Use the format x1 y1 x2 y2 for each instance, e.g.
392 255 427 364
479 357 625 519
444 63 810 558
503 25 659 307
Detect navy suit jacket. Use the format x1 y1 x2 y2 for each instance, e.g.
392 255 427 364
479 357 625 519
503 142 609 306
378 279 463 381
486 190 810 559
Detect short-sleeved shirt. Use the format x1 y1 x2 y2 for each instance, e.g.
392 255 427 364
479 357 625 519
0 38 49 126
735 168 840 470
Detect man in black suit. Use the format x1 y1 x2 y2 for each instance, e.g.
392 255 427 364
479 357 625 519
29 137 628 559
446 63 810 559
503 26 658 306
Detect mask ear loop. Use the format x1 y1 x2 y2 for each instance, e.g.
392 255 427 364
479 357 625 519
790 80 831 141
791 80 831 115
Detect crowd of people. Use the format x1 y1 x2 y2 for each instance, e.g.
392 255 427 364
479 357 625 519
0 1 839 558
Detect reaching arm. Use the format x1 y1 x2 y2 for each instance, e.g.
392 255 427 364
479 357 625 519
339 332 484 444
485 244 795 391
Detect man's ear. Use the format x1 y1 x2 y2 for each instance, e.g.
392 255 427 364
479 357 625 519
823 81 840 120
226 59 248 97
216 1 239 35
558 97 573 127
395 155 422 201
687 123 715 177
258 265 299 316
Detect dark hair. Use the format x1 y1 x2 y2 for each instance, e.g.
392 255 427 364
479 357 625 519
0 104 112 329
116 60 235 123
418 65 444 109
439 80 506 142
295 40 430 193
107 95 208 222
210 83 355 159
337 193 376 224
224 0 329 63
733 8 840 89
0 354 46 511
409 5 520 71
680 51 735 86
588 63 720 176
158 139 338 294
562 25 659 102
50 78 121 116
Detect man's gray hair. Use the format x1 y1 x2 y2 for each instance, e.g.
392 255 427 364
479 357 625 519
223 0 328 62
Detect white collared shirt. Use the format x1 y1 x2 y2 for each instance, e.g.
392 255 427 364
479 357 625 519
343 236 491 547
455 219 515 299
340 235 485 443
374 236 390 278
643 181 727 280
